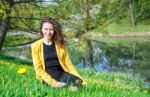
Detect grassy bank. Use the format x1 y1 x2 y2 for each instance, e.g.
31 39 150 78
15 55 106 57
108 23 150 34
91 18 150 34
108 18 150 34
0 55 150 97
90 37 150 44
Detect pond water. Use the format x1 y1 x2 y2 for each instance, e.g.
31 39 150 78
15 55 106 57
2 45 32 61
77 40 150 85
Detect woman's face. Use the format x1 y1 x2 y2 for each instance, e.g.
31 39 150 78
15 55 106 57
41 22 54 40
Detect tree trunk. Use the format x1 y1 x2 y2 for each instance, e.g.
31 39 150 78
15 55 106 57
0 17 10 52
83 0 93 67
85 0 91 31
0 0 13 52
129 0 135 28
86 39 93 67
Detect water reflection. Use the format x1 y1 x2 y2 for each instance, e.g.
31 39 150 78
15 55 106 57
2 45 32 61
77 40 150 84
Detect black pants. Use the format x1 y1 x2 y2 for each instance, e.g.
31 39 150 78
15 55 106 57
42 72 82 86
57 72 82 86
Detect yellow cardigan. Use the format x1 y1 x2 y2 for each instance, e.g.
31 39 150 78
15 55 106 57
31 38 83 87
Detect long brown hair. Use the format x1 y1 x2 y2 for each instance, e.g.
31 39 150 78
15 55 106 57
40 16 64 45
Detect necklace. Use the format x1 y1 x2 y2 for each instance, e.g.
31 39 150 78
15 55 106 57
43 39 53 45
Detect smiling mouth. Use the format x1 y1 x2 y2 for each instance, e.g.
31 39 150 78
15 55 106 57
45 34 53 38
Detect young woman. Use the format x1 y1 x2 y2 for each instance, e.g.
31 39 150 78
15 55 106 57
31 16 84 88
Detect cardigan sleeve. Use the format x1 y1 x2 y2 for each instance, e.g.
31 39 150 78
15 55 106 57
31 44 57 87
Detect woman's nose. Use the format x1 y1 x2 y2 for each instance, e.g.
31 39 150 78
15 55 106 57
48 29 54 33
47 30 52 33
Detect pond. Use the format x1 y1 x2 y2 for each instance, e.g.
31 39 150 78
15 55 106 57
2 45 32 61
73 38 150 85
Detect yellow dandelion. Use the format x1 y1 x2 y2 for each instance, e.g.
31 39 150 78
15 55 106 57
99 80 104 84
91 80 95 84
89 80 94 84
109 84 112 87
82 81 87 87
143 90 148 94
17 67 26 75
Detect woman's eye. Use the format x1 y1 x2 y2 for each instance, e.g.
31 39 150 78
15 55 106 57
49 29 54 31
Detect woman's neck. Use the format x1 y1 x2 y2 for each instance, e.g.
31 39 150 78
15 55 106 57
43 38 53 45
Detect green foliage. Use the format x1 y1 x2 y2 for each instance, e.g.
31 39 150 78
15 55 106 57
133 0 150 23
0 1 11 19
92 0 150 26
0 2 5 15
11 3 38 31
92 18 109 35
66 33 89 64
64 30 93 65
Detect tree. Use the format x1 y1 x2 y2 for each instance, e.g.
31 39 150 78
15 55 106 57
0 0 13 51
0 0 41 52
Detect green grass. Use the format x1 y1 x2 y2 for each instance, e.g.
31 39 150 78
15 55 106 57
91 18 150 34
108 23 150 34
91 38 150 45
0 55 150 97
108 19 150 34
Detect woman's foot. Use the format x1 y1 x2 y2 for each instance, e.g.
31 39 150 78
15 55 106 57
75 79 82 86
69 86 78 92
54 82 66 88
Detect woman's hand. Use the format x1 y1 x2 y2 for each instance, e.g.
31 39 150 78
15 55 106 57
54 82 66 88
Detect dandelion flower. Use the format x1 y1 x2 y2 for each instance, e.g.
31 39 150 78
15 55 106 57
82 81 87 86
143 90 148 94
17 67 26 75
91 80 95 84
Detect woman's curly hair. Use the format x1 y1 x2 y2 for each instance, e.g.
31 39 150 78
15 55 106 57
40 16 64 45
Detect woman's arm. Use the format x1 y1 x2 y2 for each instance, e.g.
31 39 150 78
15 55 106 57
31 44 57 87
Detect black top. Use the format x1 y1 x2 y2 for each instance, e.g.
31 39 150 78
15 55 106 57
43 42 64 80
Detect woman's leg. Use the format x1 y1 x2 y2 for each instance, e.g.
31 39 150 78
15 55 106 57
58 72 82 86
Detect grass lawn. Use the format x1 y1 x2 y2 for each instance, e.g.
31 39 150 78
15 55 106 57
90 37 150 45
108 23 150 34
92 18 150 34
0 55 150 97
